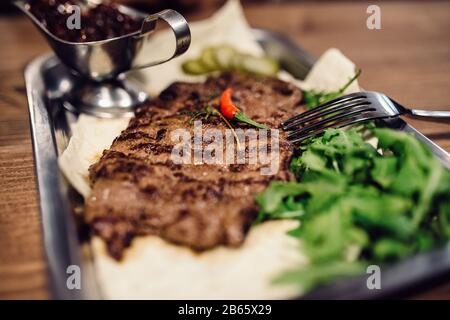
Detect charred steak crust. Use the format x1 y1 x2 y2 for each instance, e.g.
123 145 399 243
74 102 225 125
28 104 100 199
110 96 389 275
86 72 303 259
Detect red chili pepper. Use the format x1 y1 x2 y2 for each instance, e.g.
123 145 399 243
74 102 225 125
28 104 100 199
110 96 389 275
219 88 268 129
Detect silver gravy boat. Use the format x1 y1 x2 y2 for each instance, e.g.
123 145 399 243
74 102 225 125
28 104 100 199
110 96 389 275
14 0 191 117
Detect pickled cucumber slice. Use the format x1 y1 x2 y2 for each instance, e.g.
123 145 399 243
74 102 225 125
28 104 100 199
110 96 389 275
181 45 280 76
230 53 247 72
200 47 220 71
212 45 236 69
181 59 208 75
238 55 280 76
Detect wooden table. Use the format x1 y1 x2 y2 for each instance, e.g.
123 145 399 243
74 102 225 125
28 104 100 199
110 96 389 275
0 1 449 299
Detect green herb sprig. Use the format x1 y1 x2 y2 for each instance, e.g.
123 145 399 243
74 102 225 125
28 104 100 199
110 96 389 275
303 69 362 109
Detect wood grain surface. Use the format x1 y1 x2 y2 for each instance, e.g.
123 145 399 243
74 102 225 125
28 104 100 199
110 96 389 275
0 1 449 299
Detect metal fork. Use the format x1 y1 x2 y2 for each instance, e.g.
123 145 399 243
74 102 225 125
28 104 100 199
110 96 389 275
282 91 450 145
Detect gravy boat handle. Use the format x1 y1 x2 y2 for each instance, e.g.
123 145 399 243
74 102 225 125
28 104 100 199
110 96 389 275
131 9 191 70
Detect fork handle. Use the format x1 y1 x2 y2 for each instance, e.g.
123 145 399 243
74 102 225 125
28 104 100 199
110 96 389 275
406 109 450 123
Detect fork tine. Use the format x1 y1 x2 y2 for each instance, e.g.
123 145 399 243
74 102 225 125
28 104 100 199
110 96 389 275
287 106 375 139
282 92 367 127
288 111 386 145
283 100 371 131
283 93 365 125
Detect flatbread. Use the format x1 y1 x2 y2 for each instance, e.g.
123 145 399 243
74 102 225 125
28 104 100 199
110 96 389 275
92 220 304 299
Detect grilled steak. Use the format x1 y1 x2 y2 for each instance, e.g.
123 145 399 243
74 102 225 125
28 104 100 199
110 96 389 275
86 72 303 259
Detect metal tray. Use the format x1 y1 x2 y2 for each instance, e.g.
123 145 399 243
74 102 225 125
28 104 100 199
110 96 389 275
24 28 450 300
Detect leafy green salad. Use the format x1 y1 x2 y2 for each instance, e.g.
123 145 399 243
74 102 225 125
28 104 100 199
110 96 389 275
254 63 450 294
256 124 450 293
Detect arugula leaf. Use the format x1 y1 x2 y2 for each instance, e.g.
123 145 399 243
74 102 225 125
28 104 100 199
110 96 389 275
273 261 367 293
371 157 398 188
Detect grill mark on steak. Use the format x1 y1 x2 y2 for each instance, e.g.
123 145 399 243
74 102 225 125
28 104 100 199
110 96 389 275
129 142 174 155
155 128 167 141
115 131 154 142
86 72 303 259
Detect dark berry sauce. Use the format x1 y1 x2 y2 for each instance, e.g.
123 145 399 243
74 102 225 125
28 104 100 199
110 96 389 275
27 0 143 42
